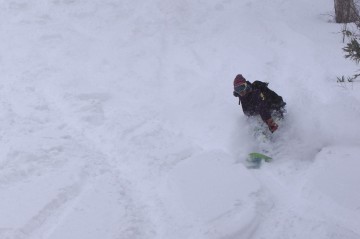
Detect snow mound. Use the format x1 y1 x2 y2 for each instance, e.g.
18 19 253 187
302 146 360 236
162 150 266 238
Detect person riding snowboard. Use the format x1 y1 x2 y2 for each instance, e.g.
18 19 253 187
233 74 286 133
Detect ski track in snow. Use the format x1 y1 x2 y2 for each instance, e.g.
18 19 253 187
0 0 359 238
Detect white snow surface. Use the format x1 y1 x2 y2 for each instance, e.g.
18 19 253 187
0 0 360 238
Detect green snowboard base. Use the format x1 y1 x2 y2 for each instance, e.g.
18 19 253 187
245 152 272 169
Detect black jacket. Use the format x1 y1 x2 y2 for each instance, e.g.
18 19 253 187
239 88 271 122
234 81 285 122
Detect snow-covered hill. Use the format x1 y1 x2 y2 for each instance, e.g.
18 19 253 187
0 0 359 238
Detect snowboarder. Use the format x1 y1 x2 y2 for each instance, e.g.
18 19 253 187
233 74 286 133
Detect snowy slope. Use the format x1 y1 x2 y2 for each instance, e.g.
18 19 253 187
0 0 360 238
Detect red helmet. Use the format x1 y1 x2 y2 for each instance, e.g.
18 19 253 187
234 74 250 95
233 74 246 87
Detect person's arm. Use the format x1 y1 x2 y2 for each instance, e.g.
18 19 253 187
257 93 271 121
266 118 278 133
257 93 278 133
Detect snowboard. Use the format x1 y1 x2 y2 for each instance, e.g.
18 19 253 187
245 152 272 169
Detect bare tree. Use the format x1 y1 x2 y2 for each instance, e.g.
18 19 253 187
337 1 360 82
334 0 359 23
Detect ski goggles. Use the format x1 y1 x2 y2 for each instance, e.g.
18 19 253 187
234 83 248 94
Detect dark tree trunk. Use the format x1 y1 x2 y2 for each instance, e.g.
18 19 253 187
335 0 359 23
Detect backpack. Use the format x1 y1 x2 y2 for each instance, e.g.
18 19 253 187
252 81 286 110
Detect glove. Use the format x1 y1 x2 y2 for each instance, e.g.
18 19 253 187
266 118 278 133
233 91 239 97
